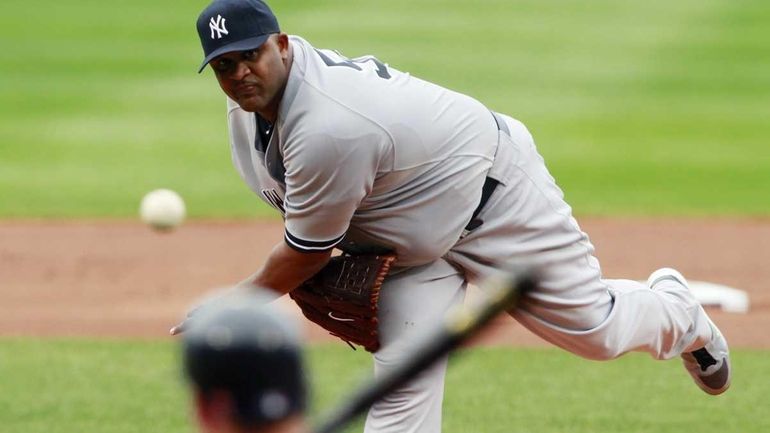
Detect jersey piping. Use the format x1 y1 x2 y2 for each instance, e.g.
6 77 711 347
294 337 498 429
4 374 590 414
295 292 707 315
284 228 345 252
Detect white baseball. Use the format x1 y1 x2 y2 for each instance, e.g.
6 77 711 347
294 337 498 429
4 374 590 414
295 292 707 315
139 189 186 231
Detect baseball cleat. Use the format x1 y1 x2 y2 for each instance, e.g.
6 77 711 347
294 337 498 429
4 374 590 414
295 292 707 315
647 268 731 395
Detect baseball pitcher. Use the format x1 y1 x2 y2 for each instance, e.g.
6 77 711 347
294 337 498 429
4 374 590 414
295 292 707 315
176 1 732 432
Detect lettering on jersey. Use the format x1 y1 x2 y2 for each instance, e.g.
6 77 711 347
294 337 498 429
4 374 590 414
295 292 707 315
261 189 285 215
209 15 229 39
314 49 392 80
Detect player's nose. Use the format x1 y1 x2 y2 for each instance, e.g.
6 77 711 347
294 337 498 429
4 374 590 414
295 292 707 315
229 60 252 81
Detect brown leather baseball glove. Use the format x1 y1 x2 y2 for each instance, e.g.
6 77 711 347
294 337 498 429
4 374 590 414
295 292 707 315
289 253 397 352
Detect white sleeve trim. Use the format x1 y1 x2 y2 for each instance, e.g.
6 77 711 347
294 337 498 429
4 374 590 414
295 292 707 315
284 229 345 252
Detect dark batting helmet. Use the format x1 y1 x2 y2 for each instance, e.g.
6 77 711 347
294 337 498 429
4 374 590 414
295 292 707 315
182 292 307 427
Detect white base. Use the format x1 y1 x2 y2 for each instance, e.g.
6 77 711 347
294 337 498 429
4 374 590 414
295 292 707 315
688 280 750 313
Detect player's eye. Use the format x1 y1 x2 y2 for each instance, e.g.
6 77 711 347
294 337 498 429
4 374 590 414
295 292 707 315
243 49 258 60
211 59 233 73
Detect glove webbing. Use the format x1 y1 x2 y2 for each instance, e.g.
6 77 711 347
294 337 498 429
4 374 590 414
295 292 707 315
290 253 396 352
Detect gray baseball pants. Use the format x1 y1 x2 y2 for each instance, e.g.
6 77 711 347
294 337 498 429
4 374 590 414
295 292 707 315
364 114 713 433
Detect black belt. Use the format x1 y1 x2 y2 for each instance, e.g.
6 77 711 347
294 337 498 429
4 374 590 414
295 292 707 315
463 112 508 232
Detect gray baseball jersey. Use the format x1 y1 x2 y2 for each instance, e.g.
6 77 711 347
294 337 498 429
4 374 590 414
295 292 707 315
228 36 498 266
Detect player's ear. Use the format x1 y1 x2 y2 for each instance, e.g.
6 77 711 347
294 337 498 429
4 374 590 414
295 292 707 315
275 32 290 60
194 390 235 432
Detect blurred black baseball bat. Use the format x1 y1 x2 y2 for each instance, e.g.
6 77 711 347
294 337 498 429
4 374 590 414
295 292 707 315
312 267 538 433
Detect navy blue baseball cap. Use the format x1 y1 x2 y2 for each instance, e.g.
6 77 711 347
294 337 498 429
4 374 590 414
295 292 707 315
196 0 280 73
182 292 307 427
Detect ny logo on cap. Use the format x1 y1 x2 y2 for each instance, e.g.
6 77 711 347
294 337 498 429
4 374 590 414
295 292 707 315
209 14 229 39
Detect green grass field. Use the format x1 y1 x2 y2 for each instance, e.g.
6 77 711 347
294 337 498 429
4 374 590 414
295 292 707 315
1 1 768 432
1 0 769 217
1 339 768 433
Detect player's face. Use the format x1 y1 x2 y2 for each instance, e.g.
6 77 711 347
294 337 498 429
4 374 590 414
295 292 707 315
210 33 291 120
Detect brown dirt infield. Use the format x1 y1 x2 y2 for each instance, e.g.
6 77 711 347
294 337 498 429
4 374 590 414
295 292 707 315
0 218 768 348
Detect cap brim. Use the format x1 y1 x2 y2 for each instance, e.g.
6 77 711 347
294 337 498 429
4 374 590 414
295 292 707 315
197 34 272 73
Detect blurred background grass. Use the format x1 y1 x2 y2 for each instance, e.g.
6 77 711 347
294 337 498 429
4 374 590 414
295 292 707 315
1 0 768 218
1 339 768 433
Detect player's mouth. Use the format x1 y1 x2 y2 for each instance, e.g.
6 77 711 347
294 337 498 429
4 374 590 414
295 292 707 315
235 83 259 98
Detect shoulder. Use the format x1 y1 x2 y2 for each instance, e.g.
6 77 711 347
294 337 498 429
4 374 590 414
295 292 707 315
281 37 397 155
287 37 394 127
281 83 394 154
